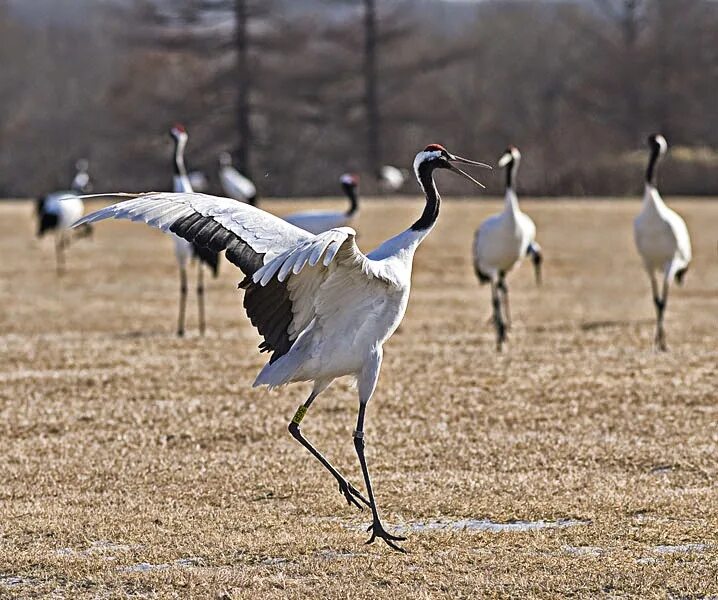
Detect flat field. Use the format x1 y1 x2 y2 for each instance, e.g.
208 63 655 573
0 197 716 598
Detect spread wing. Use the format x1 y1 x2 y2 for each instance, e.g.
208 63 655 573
75 192 313 359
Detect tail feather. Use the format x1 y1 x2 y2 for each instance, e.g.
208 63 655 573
675 267 688 286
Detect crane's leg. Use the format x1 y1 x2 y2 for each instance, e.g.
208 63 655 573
55 233 66 276
528 242 543 286
353 351 406 552
197 261 206 336
288 380 370 510
491 279 506 352
177 265 188 337
498 274 511 330
655 273 671 352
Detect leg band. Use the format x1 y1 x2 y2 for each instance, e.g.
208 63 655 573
291 405 308 426
353 430 364 439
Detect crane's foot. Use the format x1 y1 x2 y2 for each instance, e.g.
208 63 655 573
338 479 371 510
654 332 668 352
365 518 407 553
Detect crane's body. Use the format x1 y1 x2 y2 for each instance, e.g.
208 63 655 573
473 146 541 350
219 152 257 204
74 144 491 552
284 174 359 235
379 164 407 192
36 159 93 274
633 134 691 351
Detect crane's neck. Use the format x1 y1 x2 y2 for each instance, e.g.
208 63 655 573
645 144 662 187
505 157 518 192
342 183 359 216
173 137 188 179
410 162 440 232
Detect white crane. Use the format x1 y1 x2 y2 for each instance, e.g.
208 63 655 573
36 158 93 274
284 173 360 235
74 143 490 552
169 124 220 337
218 152 257 205
379 164 407 192
634 134 691 351
472 146 542 351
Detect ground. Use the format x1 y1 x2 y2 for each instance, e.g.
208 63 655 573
0 197 716 599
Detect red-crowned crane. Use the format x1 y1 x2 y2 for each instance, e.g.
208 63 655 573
36 158 93 275
218 152 257 205
472 146 542 351
74 144 491 552
284 173 359 234
634 134 692 351
169 124 220 336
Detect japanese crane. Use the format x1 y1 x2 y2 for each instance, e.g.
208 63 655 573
379 164 407 192
36 158 93 275
634 134 692 351
284 173 360 234
169 124 220 337
472 145 542 351
74 144 491 552
219 152 257 205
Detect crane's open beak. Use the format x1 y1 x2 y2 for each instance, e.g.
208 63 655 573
447 154 492 189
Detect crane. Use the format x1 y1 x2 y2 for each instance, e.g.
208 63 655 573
634 134 692 351
472 146 542 351
218 152 257 205
36 158 93 274
169 124 220 336
74 144 490 551
284 173 360 234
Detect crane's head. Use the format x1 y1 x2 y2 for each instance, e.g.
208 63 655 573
219 151 232 167
648 134 668 156
340 173 359 189
169 123 188 142
498 145 521 168
413 144 492 188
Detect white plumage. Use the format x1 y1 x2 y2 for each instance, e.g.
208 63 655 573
218 152 257 204
284 173 360 235
473 146 542 351
633 134 692 351
379 164 407 192
73 143 491 552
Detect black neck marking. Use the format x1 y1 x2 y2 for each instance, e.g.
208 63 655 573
411 161 440 231
645 143 661 186
505 158 517 191
342 183 358 216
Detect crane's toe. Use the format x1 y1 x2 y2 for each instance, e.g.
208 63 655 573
366 520 407 553
338 480 370 510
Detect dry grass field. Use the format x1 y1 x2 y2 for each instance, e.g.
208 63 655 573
1 196 716 599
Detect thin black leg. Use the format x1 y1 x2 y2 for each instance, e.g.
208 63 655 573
197 261 206 336
177 265 187 337
498 275 511 330
288 392 370 510
491 280 506 352
353 402 406 552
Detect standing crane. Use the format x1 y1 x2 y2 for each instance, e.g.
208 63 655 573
284 173 360 235
74 144 491 551
169 125 220 336
36 158 93 274
218 152 257 205
634 134 692 351
472 146 542 351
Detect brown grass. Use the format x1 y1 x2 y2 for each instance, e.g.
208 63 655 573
0 197 716 599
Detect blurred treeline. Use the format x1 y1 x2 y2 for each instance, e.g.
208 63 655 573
1 0 717 198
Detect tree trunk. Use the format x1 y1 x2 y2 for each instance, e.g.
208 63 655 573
363 0 381 179
236 0 252 176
